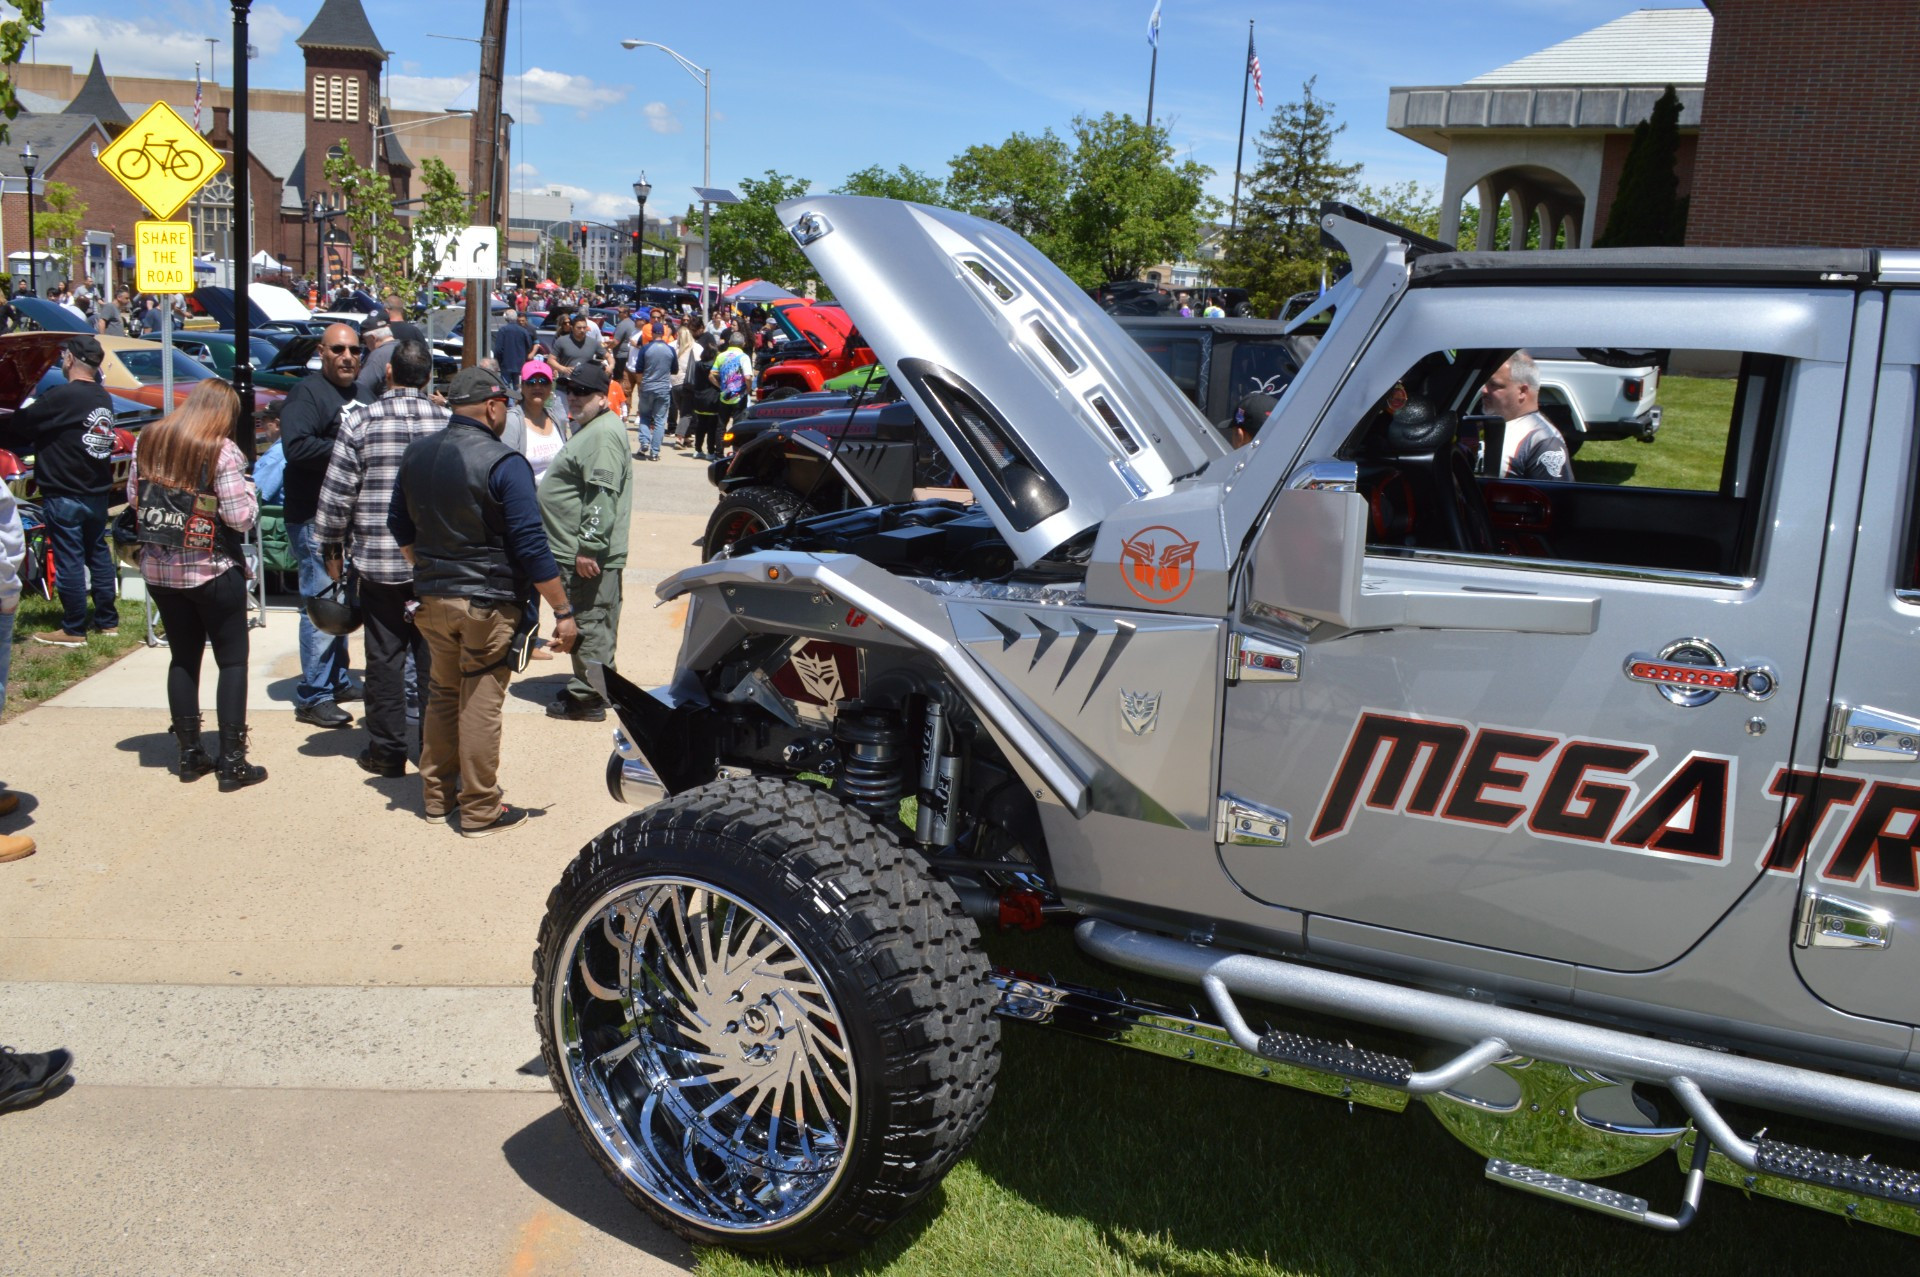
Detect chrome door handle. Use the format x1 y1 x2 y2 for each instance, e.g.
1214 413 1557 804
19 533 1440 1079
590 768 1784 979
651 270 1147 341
1623 638 1776 707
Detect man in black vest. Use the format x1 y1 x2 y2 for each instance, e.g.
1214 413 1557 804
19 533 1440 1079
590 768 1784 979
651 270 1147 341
389 367 578 837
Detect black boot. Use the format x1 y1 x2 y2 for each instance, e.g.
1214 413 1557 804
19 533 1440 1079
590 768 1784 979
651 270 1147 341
171 716 215 782
216 725 268 792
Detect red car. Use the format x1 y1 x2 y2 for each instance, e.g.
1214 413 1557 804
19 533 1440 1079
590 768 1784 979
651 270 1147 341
756 302 878 399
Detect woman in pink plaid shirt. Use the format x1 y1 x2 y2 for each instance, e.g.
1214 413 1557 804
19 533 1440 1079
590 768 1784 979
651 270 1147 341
126 380 266 792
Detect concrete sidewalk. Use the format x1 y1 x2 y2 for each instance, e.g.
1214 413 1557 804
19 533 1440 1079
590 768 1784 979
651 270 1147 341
0 442 720 1276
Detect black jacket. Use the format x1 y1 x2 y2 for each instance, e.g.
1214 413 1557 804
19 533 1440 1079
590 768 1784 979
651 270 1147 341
0 377 117 498
277 373 371 522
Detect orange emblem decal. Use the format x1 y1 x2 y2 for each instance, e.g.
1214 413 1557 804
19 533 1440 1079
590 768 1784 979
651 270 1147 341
1118 525 1200 604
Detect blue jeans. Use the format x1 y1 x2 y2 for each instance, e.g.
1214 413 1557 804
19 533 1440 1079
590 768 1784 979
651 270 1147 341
41 493 118 636
638 390 669 456
287 520 348 708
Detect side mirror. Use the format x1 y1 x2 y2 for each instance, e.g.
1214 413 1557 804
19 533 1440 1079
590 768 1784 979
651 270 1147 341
1248 486 1368 627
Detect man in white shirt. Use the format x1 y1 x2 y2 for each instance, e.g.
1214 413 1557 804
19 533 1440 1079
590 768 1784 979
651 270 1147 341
1480 351 1571 482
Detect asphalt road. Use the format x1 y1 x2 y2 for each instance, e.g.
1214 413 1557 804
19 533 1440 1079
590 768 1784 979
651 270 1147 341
0 431 721 1276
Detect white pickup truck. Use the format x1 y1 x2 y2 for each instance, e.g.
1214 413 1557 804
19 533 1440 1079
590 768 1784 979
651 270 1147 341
1533 346 1662 451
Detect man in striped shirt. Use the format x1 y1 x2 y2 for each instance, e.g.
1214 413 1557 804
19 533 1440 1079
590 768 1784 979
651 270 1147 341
314 339 451 777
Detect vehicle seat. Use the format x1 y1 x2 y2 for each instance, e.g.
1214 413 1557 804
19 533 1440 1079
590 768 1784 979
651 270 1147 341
1360 397 1495 555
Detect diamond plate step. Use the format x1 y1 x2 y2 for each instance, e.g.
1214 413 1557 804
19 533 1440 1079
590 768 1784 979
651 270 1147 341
1253 1029 1414 1087
1756 1137 1920 1207
1486 1158 1650 1223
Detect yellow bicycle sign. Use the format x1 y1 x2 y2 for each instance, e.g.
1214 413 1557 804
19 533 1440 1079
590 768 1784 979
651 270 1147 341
98 100 224 220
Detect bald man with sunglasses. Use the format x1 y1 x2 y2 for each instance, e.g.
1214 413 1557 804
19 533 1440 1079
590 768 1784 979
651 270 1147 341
281 321 377 728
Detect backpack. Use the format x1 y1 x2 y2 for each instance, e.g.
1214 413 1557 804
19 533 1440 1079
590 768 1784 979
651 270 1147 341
717 351 747 402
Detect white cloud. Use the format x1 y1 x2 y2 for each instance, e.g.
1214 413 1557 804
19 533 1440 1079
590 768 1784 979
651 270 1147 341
507 67 628 118
513 162 540 179
642 102 682 135
386 75 474 113
545 184 635 221
34 5 297 81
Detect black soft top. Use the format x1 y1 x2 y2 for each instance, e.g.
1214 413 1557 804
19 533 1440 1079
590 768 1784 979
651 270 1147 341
1410 247 1877 288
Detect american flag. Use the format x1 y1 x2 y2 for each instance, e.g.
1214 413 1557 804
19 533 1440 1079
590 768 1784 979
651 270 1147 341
193 63 203 129
1248 36 1264 108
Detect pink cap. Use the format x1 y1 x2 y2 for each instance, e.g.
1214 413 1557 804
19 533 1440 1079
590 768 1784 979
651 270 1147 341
521 358 555 381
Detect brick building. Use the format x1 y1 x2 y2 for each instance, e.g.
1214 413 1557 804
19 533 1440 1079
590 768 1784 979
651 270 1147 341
1685 0 1920 247
1388 3 1920 251
0 0 506 292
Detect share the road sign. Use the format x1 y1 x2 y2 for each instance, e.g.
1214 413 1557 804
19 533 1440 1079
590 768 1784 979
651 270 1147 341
134 221 196 294
98 100 225 220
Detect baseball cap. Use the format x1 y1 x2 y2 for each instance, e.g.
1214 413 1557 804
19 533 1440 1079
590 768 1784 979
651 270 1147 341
1233 391 1278 437
559 362 610 395
65 335 104 368
446 366 514 406
358 312 390 337
520 357 554 383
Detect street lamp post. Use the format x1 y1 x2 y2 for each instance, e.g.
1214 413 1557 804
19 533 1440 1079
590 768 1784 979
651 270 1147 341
621 38 711 323
632 174 650 288
19 143 37 298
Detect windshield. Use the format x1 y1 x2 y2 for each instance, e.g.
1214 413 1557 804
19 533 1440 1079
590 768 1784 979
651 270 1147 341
117 347 217 385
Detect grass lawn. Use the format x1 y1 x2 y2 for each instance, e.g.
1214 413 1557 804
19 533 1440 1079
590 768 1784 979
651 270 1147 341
3 587 152 722
690 922 1918 1276
1571 375 1737 492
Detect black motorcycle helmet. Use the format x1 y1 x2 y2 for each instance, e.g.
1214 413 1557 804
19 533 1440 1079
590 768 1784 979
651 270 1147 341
304 576 362 636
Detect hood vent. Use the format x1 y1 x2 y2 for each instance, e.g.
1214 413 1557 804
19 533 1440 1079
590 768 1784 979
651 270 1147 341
1090 396 1140 455
900 357 1068 531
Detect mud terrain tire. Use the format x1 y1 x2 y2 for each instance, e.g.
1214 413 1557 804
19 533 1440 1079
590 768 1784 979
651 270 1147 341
703 484 815 560
532 777 1000 1259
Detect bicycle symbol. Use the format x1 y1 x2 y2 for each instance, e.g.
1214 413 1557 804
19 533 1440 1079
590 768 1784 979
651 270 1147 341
115 133 205 184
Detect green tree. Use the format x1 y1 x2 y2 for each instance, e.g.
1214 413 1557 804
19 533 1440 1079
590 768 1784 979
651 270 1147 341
1058 113 1215 284
946 128 1073 254
1597 85 1688 247
709 170 815 290
1350 179 1442 242
323 147 466 297
37 181 86 278
1217 78 1362 315
0 0 44 144
837 163 947 205
549 240 580 289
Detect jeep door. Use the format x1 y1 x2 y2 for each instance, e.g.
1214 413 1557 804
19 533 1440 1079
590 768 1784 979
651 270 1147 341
1217 283 1853 971
1791 285 1920 1028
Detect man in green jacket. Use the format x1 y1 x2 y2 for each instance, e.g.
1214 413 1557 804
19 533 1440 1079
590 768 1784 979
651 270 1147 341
537 362 633 721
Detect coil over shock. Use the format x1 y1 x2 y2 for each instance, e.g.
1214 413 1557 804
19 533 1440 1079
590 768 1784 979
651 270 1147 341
833 704 905 819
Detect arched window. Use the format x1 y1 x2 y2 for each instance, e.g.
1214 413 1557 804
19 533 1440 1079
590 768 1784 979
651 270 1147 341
189 172 236 263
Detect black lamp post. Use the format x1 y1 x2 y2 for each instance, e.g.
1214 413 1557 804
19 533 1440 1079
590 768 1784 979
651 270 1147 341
19 142 37 298
632 174 650 288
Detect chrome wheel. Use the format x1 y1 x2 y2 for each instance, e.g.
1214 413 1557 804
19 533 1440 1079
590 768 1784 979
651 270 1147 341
553 876 856 1234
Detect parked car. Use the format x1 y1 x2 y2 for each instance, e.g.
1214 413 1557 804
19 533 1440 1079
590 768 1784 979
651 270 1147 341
535 197 1920 1259
1531 346 1663 451
754 302 880 398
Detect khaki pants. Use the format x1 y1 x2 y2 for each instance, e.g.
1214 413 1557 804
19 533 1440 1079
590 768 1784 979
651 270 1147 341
561 566 622 701
415 595 519 830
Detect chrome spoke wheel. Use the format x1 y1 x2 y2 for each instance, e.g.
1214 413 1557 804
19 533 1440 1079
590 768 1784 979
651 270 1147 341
554 876 856 1234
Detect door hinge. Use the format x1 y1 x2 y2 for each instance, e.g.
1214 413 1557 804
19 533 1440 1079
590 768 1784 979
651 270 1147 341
1216 794 1290 847
1227 632 1300 684
1796 892 1894 950
1825 702 1920 765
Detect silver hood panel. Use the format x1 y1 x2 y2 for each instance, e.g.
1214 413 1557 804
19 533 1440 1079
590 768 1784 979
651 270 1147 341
777 196 1228 566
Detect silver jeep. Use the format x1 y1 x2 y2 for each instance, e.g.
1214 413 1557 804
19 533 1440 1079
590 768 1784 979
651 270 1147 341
533 198 1920 1258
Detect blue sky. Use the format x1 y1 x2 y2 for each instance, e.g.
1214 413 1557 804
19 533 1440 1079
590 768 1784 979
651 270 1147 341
31 1 1702 223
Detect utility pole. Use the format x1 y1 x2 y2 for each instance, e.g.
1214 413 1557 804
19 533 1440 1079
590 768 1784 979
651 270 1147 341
231 2 255 457
463 0 509 368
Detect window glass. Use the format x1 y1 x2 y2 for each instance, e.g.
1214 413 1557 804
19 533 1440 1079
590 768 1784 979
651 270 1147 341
1347 346 1782 578
1131 333 1203 407
117 347 216 384
1216 337 1301 425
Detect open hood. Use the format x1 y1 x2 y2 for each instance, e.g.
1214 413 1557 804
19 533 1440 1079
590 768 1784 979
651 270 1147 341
193 285 308 330
777 196 1227 566
772 301 860 357
10 297 92 334
265 335 321 374
0 333 71 409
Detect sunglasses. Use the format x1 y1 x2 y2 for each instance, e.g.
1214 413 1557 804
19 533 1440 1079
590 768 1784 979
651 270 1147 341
325 343 363 355
524 376 552 384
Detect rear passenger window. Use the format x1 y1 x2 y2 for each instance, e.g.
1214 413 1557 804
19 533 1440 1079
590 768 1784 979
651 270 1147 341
1132 335 1204 408
1345 346 1784 579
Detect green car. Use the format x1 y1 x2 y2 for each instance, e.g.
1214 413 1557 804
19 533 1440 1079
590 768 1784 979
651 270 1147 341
171 331 319 392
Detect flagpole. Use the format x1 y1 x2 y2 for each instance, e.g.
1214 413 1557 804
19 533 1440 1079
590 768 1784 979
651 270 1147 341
1229 20 1253 236
1146 43 1158 127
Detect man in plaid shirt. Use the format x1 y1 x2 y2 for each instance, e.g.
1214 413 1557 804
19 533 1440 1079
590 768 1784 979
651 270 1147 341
314 339 451 777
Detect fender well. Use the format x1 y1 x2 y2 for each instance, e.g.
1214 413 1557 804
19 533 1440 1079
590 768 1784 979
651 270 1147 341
659 553 1095 816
